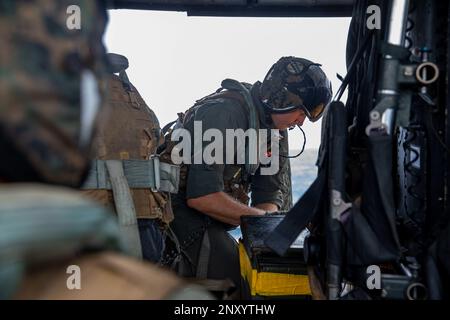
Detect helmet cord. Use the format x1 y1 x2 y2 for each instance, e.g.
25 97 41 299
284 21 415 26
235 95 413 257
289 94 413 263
280 125 306 158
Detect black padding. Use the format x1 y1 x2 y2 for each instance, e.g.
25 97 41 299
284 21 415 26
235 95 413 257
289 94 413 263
107 53 129 74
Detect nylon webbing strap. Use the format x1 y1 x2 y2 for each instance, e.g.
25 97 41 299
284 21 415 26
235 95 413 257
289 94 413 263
82 159 180 194
369 135 401 249
105 160 142 259
221 79 260 176
265 169 327 256
196 229 211 279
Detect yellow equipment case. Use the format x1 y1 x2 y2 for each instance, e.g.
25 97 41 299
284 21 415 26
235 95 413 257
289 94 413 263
239 215 312 299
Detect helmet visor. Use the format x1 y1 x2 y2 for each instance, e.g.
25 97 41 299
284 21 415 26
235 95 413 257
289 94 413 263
301 102 326 123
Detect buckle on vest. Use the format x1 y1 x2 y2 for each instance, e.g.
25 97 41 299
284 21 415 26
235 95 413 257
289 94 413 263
150 154 161 192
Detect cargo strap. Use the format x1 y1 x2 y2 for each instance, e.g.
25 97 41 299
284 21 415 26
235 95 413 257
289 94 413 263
104 160 142 258
82 158 180 194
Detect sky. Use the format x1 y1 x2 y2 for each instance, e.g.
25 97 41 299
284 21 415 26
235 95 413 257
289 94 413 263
104 10 350 150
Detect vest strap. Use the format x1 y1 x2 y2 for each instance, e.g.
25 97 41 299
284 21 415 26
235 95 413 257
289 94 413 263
82 158 180 194
105 160 142 259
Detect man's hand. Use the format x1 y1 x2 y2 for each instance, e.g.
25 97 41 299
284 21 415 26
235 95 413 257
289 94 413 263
187 192 267 226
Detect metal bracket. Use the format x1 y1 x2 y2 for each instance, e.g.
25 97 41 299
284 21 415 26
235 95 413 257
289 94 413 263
365 110 387 136
330 190 352 220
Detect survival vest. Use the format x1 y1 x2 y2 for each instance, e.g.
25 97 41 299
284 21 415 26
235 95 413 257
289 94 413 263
159 79 261 205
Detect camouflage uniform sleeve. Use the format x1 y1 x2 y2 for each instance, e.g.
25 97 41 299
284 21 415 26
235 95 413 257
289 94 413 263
185 100 247 199
250 130 290 209
0 0 108 186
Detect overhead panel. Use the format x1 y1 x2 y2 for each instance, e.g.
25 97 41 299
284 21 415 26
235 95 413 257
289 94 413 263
108 0 354 17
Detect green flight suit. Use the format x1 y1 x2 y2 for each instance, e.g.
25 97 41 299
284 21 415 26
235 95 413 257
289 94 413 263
168 81 290 295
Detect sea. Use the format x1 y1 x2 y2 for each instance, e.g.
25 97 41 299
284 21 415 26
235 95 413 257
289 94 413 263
229 149 319 239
